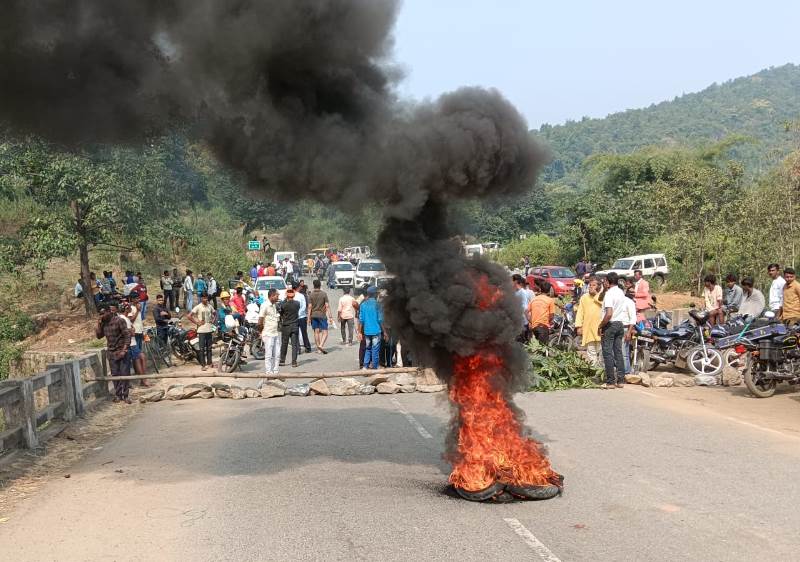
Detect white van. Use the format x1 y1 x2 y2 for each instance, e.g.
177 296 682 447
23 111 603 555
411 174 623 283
272 251 297 266
343 246 371 262
596 253 669 284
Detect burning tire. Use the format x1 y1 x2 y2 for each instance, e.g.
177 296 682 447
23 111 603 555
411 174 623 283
506 483 562 501
453 481 506 502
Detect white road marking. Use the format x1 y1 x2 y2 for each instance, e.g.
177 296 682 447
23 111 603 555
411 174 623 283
503 518 562 562
391 398 433 439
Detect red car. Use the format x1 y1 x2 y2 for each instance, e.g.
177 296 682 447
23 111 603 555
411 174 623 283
527 266 577 297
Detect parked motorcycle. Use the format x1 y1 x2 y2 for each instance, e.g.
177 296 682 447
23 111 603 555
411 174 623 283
632 308 723 377
742 323 800 397
548 302 580 350
219 324 250 373
167 316 198 363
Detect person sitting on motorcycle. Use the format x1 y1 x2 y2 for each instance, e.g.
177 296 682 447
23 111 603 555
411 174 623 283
703 274 724 325
216 291 240 334
245 296 261 326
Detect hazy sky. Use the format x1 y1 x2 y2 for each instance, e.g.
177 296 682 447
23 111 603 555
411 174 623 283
393 0 800 129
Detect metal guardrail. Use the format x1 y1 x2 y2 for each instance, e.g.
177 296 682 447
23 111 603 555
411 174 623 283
0 350 109 453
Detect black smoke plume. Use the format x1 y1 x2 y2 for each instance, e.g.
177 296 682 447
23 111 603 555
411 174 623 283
1 0 546 395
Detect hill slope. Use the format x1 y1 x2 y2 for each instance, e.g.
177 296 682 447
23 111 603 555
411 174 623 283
535 63 800 181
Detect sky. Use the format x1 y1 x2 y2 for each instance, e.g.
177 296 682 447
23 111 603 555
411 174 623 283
393 0 800 129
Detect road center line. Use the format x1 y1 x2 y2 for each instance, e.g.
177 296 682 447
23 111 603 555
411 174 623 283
503 518 562 562
391 398 433 439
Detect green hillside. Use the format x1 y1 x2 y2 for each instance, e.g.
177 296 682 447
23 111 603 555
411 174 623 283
535 63 800 181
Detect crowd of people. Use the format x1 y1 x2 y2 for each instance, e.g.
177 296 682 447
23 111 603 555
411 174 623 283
514 262 800 390
90 261 403 401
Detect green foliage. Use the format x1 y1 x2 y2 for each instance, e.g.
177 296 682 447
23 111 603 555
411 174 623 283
181 207 251 278
496 234 560 268
0 309 36 342
0 342 23 381
527 340 601 391
281 202 381 253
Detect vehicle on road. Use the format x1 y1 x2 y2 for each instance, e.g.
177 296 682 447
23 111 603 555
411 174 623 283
548 301 579 350
595 254 669 285
272 251 297 267
354 258 387 288
742 323 800 398
330 261 356 288
343 246 371 263
526 266 576 297
255 276 288 300
464 241 501 258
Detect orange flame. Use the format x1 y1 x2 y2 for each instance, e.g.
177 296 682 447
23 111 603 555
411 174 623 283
448 275 559 492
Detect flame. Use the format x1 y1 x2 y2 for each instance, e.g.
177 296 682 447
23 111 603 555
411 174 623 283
448 275 559 492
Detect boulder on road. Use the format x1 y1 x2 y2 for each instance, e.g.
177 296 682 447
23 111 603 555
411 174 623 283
416 368 443 386
166 385 185 400
651 375 674 388
287 383 310 397
230 385 247 399
624 374 642 385
244 388 261 398
671 373 696 387
391 373 417 387
215 384 232 399
376 382 400 394
328 377 361 396
398 383 416 393
417 384 446 393
139 389 165 403
182 383 209 399
640 373 652 387
366 374 390 387
309 379 331 396
259 379 287 390
260 384 285 398
357 384 376 395
198 389 215 399
721 365 742 386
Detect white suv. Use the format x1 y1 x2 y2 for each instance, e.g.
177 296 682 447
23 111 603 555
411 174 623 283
354 258 386 289
595 254 669 284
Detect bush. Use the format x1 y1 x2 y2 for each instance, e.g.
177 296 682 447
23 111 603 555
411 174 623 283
0 341 23 380
496 234 561 269
0 310 36 342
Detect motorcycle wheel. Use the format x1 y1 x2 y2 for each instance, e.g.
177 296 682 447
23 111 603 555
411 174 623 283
743 356 777 398
219 345 241 373
632 348 651 375
722 348 745 371
171 341 193 362
687 346 723 377
250 337 265 360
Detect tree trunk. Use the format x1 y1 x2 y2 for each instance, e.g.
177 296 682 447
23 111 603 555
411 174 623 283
79 242 95 317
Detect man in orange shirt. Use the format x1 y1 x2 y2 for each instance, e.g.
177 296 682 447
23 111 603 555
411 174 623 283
528 280 555 344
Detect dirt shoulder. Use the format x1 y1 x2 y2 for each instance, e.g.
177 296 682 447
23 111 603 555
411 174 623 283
625 382 800 441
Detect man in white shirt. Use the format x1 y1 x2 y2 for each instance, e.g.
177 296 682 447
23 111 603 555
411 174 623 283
767 263 786 312
285 259 295 285
622 294 637 375
598 272 628 389
258 289 281 376
183 269 195 311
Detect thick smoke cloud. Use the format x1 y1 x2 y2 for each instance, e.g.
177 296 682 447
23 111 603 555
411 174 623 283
0 0 544 221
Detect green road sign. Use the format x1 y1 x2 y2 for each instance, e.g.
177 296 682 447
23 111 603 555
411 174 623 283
247 240 261 251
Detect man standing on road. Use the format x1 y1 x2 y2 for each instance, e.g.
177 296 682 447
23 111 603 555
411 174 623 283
172 268 183 311
599 272 627 389
622 291 637 376
512 274 532 343
576 277 603 367
780 267 800 326
359 286 384 370
308 279 334 354
160 270 174 312
207 273 218 308
293 282 312 354
258 288 281 376
337 287 356 345
183 269 195 311
279 288 301 367
528 280 555 345
187 292 216 371
768 263 786 314
152 294 171 349
95 301 132 404
739 277 765 318
127 291 149 387
633 269 651 322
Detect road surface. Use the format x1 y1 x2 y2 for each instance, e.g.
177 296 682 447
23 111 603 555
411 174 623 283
3 377 800 560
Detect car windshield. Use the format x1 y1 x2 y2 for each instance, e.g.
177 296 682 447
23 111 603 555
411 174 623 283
256 278 287 291
358 262 385 272
333 263 353 271
549 268 576 278
612 259 634 270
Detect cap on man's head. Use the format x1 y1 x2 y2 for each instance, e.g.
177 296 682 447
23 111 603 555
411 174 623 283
367 286 378 295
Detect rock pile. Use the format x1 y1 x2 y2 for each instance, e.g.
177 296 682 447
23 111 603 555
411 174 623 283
137 372 446 403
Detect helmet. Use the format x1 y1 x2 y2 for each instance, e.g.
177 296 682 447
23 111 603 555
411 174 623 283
219 291 231 299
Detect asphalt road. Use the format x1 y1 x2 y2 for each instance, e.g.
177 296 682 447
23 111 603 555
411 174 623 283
3 377 800 561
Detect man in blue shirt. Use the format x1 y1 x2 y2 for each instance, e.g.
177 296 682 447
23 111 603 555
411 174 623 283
358 286 384 369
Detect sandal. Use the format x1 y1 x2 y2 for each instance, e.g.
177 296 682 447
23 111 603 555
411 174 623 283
600 383 615 389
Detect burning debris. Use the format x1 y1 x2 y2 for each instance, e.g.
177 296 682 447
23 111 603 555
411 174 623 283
1 0 562 501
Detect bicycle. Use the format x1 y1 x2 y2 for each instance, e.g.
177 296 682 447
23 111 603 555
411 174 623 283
143 327 173 373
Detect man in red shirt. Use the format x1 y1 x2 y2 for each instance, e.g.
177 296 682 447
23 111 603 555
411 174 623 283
230 286 246 316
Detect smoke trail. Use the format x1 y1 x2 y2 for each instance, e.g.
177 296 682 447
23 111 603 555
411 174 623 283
1 0 549 471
